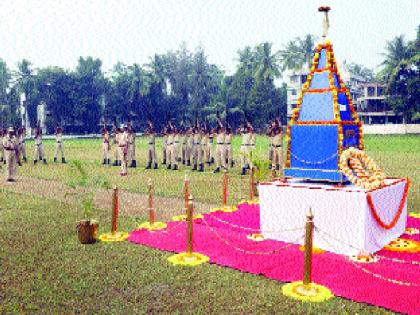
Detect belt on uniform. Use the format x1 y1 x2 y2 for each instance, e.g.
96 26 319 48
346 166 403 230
273 145 282 148
167 142 173 145
217 143 224 145
129 142 134 144
4 148 14 151
56 141 62 143
119 145 126 147
148 142 155 145
174 141 180 143
36 143 42 146
194 143 200 145
225 143 231 145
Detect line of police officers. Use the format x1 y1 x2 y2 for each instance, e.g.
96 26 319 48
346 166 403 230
1 125 67 182
100 119 283 177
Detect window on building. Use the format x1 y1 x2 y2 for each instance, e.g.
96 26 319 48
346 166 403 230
367 87 375 97
290 76 297 83
300 75 307 84
291 89 297 96
377 87 384 96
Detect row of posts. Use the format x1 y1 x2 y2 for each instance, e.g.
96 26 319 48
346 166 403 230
108 172 314 286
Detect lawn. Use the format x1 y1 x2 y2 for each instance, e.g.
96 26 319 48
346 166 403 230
0 134 418 314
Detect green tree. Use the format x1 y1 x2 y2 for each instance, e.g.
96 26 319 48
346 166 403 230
279 34 316 71
347 63 375 82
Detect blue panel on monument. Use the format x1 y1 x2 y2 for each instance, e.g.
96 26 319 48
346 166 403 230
299 92 335 121
338 93 352 121
309 72 330 89
284 125 344 181
317 49 327 69
333 73 341 88
342 125 359 149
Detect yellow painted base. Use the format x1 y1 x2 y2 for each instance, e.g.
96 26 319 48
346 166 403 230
408 212 420 219
349 255 378 263
299 246 326 254
98 231 129 242
247 233 265 242
172 214 203 222
383 238 420 253
282 281 334 302
405 227 420 235
167 252 209 266
138 221 167 231
239 199 259 205
210 205 238 213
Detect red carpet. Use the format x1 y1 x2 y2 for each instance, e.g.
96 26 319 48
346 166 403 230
128 203 420 314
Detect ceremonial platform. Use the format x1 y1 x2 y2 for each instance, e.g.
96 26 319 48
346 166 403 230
259 178 409 256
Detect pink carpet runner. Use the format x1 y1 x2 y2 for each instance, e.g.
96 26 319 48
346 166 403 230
128 203 420 315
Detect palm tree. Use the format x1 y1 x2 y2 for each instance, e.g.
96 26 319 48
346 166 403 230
379 35 409 81
254 42 281 81
279 34 316 71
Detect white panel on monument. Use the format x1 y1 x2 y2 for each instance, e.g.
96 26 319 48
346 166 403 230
259 178 408 256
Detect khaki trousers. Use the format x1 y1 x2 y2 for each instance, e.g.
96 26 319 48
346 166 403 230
5 150 16 180
240 145 249 168
148 144 156 164
272 146 283 168
103 143 109 160
166 144 173 165
54 142 65 158
173 143 179 163
185 145 192 162
128 144 136 162
216 144 225 169
34 144 44 160
118 147 127 174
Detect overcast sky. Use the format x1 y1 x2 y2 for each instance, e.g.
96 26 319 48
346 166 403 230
0 0 418 75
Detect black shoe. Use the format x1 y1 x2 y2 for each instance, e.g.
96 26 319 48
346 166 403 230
231 161 234 168
34 160 37 165
199 164 204 172
173 164 178 170
118 160 122 166
192 164 197 171
182 160 185 165
162 159 166 165
187 160 191 166
276 164 280 171
107 159 111 165
18 161 22 166
154 163 158 169
23 157 27 163
214 167 220 173
241 168 247 176
211 157 215 164
145 162 151 169
62 158 67 164
43 159 47 165
39 157 42 161
6 179 16 182
167 164 172 170
102 159 106 165
54 157 57 163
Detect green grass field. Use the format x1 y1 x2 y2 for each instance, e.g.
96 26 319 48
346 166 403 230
0 135 418 314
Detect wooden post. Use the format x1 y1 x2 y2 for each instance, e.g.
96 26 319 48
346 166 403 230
249 166 254 200
186 194 194 256
184 173 189 211
148 178 155 225
111 186 119 234
303 207 314 285
223 169 228 207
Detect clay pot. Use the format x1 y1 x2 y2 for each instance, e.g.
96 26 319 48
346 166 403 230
76 220 99 244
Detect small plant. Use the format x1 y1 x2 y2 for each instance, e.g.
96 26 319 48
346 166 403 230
252 158 271 183
65 160 112 244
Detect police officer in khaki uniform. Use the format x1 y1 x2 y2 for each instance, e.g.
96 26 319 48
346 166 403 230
173 127 180 166
18 127 27 164
161 126 168 165
117 125 128 176
214 124 225 173
54 126 67 163
192 126 201 171
266 120 274 169
145 120 158 169
208 128 215 165
198 126 208 172
102 127 110 165
0 128 4 164
111 124 120 166
225 125 233 169
127 123 137 168
166 126 175 170
3 127 17 182
181 128 187 165
238 124 250 175
185 126 193 166
34 124 47 165
272 119 283 172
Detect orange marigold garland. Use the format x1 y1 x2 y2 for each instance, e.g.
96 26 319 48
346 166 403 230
366 179 410 230
339 147 385 190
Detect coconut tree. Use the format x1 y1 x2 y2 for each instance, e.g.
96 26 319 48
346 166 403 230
279 34 316 71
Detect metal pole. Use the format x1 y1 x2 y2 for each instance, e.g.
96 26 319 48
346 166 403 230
223 169 228 207
148 178 155 225
303 207 314 285
186 194 194 256
111 186 119 234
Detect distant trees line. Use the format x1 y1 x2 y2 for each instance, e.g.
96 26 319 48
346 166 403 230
0 29 418 133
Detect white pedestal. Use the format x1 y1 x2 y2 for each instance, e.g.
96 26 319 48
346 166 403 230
259 178 408 256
